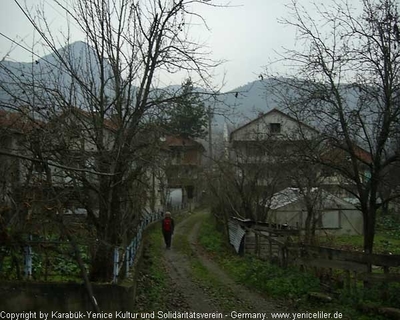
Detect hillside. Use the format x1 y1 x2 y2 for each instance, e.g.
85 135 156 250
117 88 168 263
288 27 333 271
0 41 112 110
0 41 361 135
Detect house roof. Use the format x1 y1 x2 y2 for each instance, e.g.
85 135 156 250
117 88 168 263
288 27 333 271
228 107 372 164
229 108 319 141
164 135 205 151
0 107 119 135
56 107 118 132
321 143 373 165
269 188 306 210
0 109 43 134
268 187 358 210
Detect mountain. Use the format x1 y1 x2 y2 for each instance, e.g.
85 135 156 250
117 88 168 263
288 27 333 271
38 41 92 66
0 41 112 110
0 41 360 135
161 79 285 130
213 79 283 129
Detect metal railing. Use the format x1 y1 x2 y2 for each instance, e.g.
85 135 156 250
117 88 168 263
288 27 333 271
112 210 164 284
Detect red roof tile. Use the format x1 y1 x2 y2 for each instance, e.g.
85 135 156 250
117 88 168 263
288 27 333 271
165 135 205 150
0 110 42 133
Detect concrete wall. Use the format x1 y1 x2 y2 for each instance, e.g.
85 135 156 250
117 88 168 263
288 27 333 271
268 203 363 236
0 281 135 313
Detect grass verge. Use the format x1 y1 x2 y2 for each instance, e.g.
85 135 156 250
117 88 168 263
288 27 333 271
318 233 400 255
197 211 393 320
173 211 255 312
135 223 169 311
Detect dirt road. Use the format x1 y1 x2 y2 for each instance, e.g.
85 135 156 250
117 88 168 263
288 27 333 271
156 211 288 319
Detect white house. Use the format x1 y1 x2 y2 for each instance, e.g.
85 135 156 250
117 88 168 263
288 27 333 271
230 108 319 143
228 108 322 190
229 108 320 165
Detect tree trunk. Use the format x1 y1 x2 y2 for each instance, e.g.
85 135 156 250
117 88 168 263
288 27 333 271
90 241 114 282
363 207 376 255
90 174 121 282
304 210 312 244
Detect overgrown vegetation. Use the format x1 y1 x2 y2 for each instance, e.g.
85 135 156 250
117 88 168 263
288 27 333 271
135 224 169 311
172 212 256 312
319 234 400 255
319 213 400 255
199 214 320 297
376 212 400 240
198 212 398 320
134 209 399 319
0 228 91 282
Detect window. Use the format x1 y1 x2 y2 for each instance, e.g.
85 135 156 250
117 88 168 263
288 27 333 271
172 150 183 164
270 123 281 134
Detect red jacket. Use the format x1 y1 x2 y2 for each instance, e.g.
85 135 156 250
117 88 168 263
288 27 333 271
161 217 175 233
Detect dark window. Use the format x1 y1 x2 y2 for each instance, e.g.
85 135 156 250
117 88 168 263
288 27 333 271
270 123 281 133
186 186 194 199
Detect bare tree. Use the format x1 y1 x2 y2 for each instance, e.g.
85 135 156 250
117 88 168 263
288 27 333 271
0 0 223 281
266 0 400 255
209 123 292 226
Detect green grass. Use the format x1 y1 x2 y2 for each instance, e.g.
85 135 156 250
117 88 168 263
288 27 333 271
197 211 396 320
317 213 400 255
0 244 89 282
318 233 400 255
135 224 169 311
134 211 209 310
198 213 320 298
189 257 249 311
136 210 399 319
173 211 254 312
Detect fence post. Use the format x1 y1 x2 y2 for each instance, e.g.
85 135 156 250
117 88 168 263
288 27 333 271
138 226 142 243
281 246 288 268
122 212 163 278
113 247 119 284
24 244 32 279
125 244 131 278
130 238 136 267
268 238 272 258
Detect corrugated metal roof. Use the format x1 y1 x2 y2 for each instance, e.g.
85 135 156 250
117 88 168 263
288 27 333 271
268 187 358 210
269 187 305 209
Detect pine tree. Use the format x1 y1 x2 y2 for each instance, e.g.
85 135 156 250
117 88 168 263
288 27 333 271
165 79 208 139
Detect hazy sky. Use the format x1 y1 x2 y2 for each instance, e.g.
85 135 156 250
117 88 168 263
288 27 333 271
0 0 358 91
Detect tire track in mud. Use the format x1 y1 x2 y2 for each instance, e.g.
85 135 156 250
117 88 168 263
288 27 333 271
161 211 289 318
188 216 288 314
163 214 222 313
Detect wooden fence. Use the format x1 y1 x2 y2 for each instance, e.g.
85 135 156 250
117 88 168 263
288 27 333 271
229 219 400 288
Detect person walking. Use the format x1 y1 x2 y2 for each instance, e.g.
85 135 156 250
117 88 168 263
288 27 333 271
161 211 175 249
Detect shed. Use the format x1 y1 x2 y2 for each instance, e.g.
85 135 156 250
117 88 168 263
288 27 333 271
228 217 299 259
267 188 363 236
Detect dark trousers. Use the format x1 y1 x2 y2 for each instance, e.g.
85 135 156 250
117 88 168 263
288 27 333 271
163 231 172 248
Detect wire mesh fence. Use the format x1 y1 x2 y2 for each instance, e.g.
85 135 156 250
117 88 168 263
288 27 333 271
0 238 91 281
0 205 188 283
